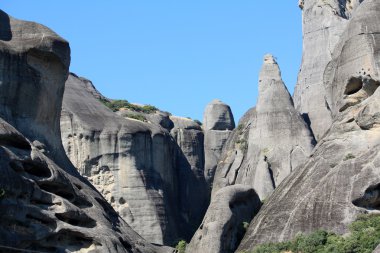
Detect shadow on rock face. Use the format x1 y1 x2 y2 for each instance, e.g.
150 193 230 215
0 10 12 41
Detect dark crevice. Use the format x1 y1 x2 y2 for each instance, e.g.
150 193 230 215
22 161 52 178
38 183 75 202
55 212 96 228
344 77 363 95
352 183 380 210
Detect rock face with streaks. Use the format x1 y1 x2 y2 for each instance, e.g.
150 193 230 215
0 9 172 253
238 0 380 250
186 185 261 253
203 99 235 187
293 0 363 140
61 74 209 244
169 116 209 235
212 55 315 200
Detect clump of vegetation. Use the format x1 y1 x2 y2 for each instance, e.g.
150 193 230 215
0 188 5 199
236 139 248 152
124 113 147 122
344 153 356 161
237 124 245 134
262 148 269 154
175 240 187 253
248 214 380 253
100 98 158 114
194 119 202 126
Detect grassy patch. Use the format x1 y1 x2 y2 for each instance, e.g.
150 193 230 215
236 139 248 152
175 240 187 253
344 153 356 161
248 214 380 253
100 98 158 114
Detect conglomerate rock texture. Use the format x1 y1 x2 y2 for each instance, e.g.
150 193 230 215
212 55 315 200
186 185 261 253
238 0 380 250
0 9 172 253
293 0 363 140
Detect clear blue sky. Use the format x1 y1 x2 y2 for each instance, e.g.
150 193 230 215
2 1 302 122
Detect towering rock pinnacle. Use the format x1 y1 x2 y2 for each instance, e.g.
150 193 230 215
212 54 315 200
293 0 363 140
203 99 235 186
238 0 380 250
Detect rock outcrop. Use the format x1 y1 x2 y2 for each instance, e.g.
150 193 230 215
238 0 380 250
186 185 261 253
213 55 315 200
203 99 235 187
293 0 363 140
0 9 171 253
169 116 209 236
61 74 209 244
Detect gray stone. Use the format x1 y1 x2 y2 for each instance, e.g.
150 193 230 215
212 55 315 200
203 99 235 186
293 0 363 140
238 1 380 250
61 73 180 244
186 185 261 253
0 10 171 253
203 99 235 131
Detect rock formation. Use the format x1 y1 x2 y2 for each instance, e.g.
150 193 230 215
212 54 315 200
169 116 209 235
0 9 171 253
186 185 261 253
293 0 363 140
61 74 209 244
203 99 235 187
238 0 380 250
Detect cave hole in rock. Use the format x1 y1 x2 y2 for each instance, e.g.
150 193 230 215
345 77 363 95
55 212 97 228
22 161 52 178
38 183 75 202
47 229 95 248
26 213 56 228
352 183 380 210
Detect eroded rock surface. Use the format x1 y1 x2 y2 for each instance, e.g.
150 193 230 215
238 1 380 250
213 55 314 200
61 74 209 244
0 10 171 253
186 185 261 253
293 0 363 140
203 99 235 187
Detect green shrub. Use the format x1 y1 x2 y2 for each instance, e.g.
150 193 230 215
237 124 245 134
252 214 380 253
344 153 356 161
100 98 158 114
0 188 5 199
175 240 187 253
236 139 248 152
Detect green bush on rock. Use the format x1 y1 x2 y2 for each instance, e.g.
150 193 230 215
100 98 158 113
175 240 187 253
247 214 380 253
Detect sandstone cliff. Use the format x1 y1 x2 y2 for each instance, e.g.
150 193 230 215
0 9 171 253
238 0 380 250
293 0 363 140
61 74 210 244
212 54 315 200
